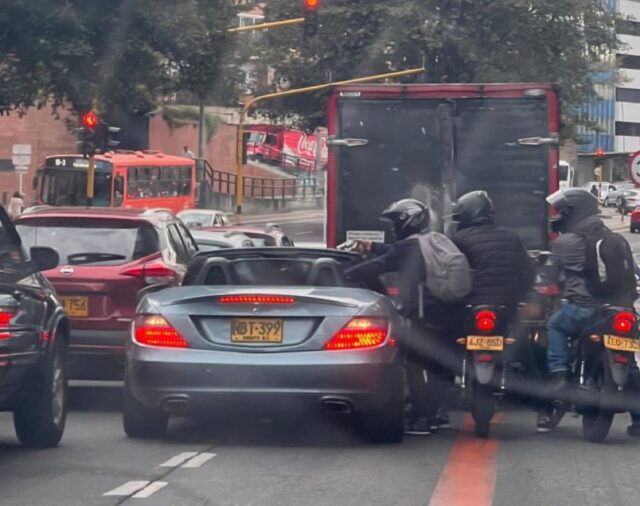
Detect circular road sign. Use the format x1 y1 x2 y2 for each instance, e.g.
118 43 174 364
630 151 640 186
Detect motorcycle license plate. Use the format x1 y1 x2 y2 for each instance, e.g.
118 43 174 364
466 336 504 351
604 334 640 352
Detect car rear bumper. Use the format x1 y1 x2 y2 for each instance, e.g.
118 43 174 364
127 344 403 414
69 329 128 380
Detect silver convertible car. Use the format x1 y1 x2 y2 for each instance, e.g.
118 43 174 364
123 248 405 443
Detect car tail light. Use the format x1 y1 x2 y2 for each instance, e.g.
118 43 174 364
133 315 189 348
613 311 636 335
475 310 497 333
219 295 295 304
0 309 13 339
121 261 178 285
324 317 390 351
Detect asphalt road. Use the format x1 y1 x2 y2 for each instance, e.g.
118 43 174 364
1 207 640 506
240 208 325 245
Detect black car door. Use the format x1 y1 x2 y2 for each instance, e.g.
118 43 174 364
0 207 48 385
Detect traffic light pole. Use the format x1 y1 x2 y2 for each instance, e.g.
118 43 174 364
86 156 95 206
234 67 425 218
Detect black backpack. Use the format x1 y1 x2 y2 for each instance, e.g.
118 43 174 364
582 228 636 299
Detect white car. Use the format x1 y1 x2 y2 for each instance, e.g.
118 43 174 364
581 181 614 202
177 209 230 228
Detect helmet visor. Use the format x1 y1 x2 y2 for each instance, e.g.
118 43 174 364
546 190 571 209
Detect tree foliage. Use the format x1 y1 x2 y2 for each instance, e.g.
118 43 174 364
260 0 621 136
0 0 241 121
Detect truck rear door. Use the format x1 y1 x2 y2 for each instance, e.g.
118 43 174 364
329 97 454 246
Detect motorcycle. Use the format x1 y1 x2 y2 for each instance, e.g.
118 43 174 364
458 305 512 438
553 306 640 443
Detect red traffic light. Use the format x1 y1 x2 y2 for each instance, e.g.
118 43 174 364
303 0 319 11
595 147 605 158
81 111 99 129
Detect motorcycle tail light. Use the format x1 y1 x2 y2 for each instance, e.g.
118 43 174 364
613 311 636 335
475 310 497 332
614 354 630 365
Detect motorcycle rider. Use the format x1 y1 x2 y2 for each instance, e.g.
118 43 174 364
448 191 544 429
345 198 461 435
543 188 640 436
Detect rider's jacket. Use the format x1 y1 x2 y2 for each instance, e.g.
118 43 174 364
344 237 426 319
452 223 534 312
540 215 602 307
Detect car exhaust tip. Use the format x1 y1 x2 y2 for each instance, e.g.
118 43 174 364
162 396 189 413
321 398 353 414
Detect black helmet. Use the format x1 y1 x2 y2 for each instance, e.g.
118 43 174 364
450 191 495 229
546 188 598 233
380 199 430 240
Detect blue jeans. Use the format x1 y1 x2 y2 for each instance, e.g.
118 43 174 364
547 302 596 373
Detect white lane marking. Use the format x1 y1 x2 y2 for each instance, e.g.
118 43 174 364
132 481 168 499
103 481 150 496
295 231 313 236
181 452 217 468
160 452 199 468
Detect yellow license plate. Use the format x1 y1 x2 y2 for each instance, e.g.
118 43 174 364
466 336 504 351
604 334 640 352
231 319 283 343
60 296 89 317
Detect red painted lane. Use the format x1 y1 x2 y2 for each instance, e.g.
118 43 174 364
428 413 504 506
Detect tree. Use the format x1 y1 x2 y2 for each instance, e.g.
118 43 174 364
147 0 244 156
259 0 620 137
0 0 171 119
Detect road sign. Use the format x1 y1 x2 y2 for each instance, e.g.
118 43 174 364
14 165 29 173
12 144 32 167
629 150 640 186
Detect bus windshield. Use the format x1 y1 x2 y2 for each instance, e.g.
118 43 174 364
41 169 112 207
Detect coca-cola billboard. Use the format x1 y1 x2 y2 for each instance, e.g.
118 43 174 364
245 126 328 171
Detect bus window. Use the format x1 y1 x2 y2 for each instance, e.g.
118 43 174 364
114 176 124 206
127 166 192 199
41 169 112 206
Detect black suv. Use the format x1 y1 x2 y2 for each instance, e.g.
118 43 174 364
0 205 68 447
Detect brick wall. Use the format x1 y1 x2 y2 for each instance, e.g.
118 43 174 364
0 108 76 206
0 108 289 208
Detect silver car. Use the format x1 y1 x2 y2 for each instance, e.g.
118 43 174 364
123 248 404 443
603 182 635 207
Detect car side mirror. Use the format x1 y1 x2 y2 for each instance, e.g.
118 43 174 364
30 246 59 272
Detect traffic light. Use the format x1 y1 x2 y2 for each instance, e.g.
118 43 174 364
595 147 605 159
101 123 121 151
302 0 320 38
77 111 100 158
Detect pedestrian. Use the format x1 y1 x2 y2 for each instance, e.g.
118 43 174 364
7 191 24 220
618 192 627 222
183 146 195 159
590 184 598 199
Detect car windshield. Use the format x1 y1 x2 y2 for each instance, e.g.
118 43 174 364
179 213 214 227
16 218 160 266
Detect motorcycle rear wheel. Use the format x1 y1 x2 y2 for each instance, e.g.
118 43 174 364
471 383 495 438
581 359 615 443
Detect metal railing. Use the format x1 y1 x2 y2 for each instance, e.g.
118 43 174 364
196 159 322 201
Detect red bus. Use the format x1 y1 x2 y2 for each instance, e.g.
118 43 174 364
34 151 197 214
327 83 560 251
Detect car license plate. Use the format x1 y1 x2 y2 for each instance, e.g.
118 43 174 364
231 319 283 343
60 296 88 317
466 336 504 351
604 334 640 352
